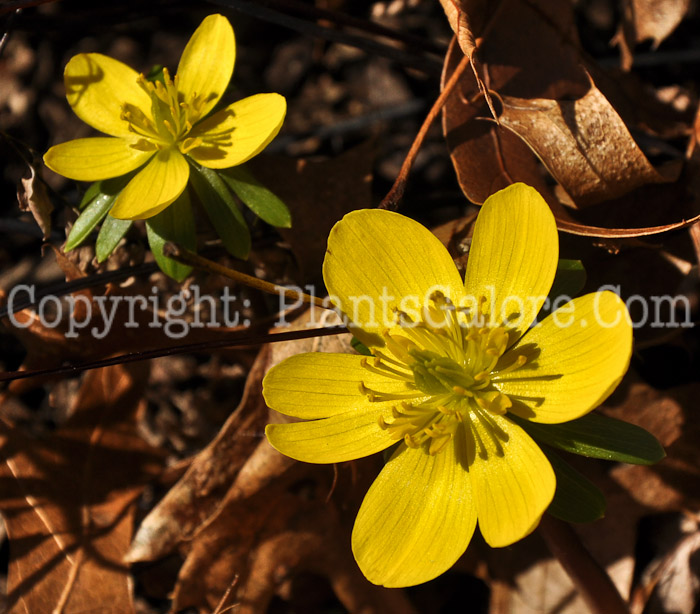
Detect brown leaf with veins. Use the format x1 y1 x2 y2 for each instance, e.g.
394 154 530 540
496 87 680 207
0 364 164 614
441 0 681 214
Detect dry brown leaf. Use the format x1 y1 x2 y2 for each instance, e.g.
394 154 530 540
17 162 53 240
437 0 501 120
441 0 589 213
614 0 692 70
125 345 273 563
497 87 679 207
248 141 375 286
170 440 416 614
441 0 682 216
603 376 700 512
126 309 350 565
0 364 164 614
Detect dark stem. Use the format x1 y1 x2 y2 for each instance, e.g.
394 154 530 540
0 324 347 383
539 514 630 614
379 50 472 211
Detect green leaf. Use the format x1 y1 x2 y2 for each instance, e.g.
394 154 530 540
539 259 587 319
219 166 291 228
544 447 606 523
189 163 251 259
512 412 666 465
96 214 132 263
351 337 372 356
77 171 137 211
551 259 586 299
78 180 104 210
145 190 196 282
66 192 116 251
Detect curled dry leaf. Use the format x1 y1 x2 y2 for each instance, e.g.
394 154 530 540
441 0 682 218
441 0 588 211
17 161 53 240
496 87 680 207
0 364 164 614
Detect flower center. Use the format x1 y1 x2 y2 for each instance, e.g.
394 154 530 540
360 292 528 456
121 68 207 153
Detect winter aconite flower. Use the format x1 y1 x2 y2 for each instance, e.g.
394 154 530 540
263 183 633 587
44 14 285 220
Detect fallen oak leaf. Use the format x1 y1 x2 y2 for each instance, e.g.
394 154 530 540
0 364 164 614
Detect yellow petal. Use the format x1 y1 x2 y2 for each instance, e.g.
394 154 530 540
186 93 286 168
352 440 476 587
64 53 152 138
176 14 235 120
465 183 558 340
468 414 555 547
44 138 153 181
323 209 466 347
265 406 395 464
110 148 189 220
495 291 632 424
263 353 422 419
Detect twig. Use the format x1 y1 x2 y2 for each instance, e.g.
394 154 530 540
539 514 630 614
261 0 445 57
379 51 472 210
0 324 347 383
164 243 329 309
208 0 442 75
0 8 20 55
0 262 159 318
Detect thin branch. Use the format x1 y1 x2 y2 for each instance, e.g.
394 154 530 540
164 243 329 309
379 51 472 210
261 0 445 57
539 515 630 614
208 0 442 75
0 324 347 383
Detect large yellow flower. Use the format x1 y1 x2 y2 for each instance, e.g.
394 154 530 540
44 14 286 220
263 183 632 587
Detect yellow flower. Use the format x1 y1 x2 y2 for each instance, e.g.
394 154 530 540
263 183 632 587
43 14 286 220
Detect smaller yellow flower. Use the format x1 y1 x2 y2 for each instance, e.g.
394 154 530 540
263 183 633 587
44 14 286 220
